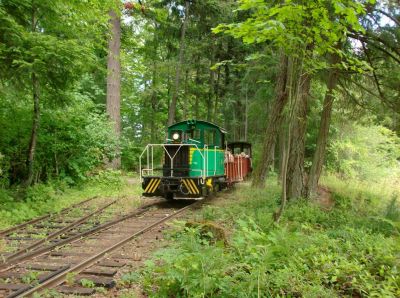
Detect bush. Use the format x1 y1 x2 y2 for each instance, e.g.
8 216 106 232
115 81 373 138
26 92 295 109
137 183 400 297
0 92 117 185
0 170 126 229
327 124 400 183
87 169 124 190
0 152 8 188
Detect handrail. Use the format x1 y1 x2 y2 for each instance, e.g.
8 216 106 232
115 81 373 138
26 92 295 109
214 146 218 176
139 143 206 182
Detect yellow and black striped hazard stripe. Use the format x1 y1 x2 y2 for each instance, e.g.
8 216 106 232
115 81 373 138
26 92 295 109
182 179 199 195
144 178 161 193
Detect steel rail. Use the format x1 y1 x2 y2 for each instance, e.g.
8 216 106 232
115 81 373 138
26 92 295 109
2 199 117 263
16 201 200 297
6 266 70 298
0 201 160 272
0 197 97 237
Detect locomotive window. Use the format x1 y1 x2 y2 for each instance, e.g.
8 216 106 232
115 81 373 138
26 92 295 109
193 129 201 140
204 129 216 147
187 129 201 141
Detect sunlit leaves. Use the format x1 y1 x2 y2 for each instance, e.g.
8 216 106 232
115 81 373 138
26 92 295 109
214 0 374 72
0 0 112 88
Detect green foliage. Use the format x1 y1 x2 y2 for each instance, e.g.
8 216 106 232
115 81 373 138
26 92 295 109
80 278 95 288
88 169 124 190
327 124 400 182
141 228 230 297
0 152 7 188
120 137 145 171
0 171 126 229
213 0 374 72
137 182 400 297
0 0 117 187
0 92 117 185
21 271 40 284
385 194 400 223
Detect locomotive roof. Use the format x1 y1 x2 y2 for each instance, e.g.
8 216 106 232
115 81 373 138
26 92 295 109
169 119 227 134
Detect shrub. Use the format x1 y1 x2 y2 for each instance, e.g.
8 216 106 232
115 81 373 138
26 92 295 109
0 93 117 185
327 124 400 183
137 183 400 297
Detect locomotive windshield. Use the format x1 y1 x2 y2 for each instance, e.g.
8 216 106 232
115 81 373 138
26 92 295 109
169 128 202 144
186 128 201 142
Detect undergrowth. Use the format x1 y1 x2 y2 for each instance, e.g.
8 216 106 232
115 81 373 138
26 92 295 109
129 178 400 297
0 170 141 230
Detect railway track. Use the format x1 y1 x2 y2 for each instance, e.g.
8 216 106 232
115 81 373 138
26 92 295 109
0 196 97 237
0 199 200 297
0 197 118 263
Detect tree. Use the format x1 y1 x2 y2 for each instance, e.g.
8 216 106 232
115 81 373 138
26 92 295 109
167 0 190 126
215 0 373 198
307 51 341 198
0 0 112 185
251 54 289 188
107 7 122 169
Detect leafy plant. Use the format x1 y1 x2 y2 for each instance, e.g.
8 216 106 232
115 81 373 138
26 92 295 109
136 181 400 297
65 272 77 287
22 271 40 284
80 278 95 288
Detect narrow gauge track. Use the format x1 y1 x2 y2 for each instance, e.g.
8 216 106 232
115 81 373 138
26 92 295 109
0 197 97 237
0 199 200 297
0 199 117 269
0 197 104 262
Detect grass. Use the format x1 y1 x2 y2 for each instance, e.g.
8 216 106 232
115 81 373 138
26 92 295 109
127 176 400 297
322 173 400 214
0 170 142 230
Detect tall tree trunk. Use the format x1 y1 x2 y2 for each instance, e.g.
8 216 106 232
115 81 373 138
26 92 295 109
274 117 289 223
278 123 286 182
195 66 200 119
207 40 216 122
307 53 340 198
150 61 157 143
167 0 189 126
207 66 214 121
25 72 40 186
25 3 39 187
106 9 121 169
213 68 221 123
183 69 189 119
244 84 248 141
252 54 289 188
285 72 311 199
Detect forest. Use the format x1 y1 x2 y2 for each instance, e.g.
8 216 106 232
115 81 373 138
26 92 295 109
0 0 399 297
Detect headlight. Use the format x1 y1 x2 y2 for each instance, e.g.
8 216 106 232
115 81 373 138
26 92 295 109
172 132 180 140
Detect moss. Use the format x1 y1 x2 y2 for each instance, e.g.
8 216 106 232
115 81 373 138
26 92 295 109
185 221 227 245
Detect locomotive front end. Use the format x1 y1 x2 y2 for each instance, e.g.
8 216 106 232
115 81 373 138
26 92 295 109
140 120 227 200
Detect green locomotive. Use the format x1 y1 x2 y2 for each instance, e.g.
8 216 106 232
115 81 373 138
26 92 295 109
140 120 227 200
